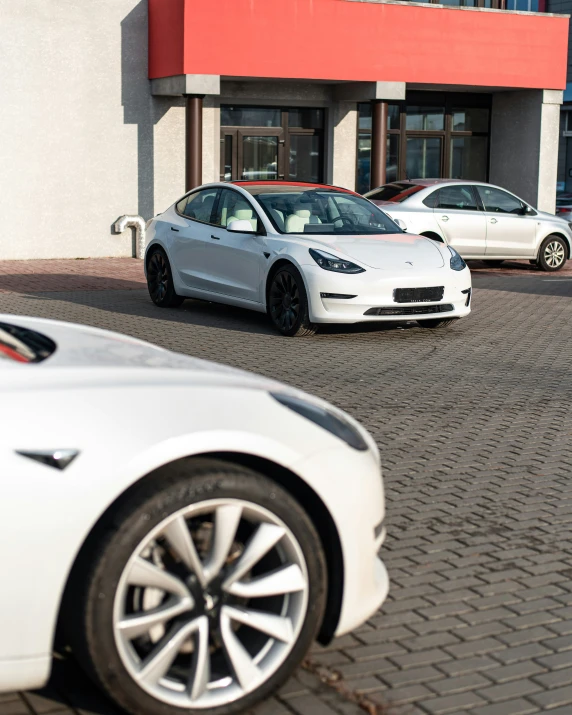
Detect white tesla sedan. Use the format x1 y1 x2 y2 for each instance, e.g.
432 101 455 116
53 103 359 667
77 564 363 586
364 180 572 271
0 316 388 715
144 181 471 336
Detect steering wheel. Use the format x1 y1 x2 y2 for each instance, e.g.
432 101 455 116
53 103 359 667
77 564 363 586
332 215 355 227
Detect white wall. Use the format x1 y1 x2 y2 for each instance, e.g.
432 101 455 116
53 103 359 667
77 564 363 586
0 0 185 259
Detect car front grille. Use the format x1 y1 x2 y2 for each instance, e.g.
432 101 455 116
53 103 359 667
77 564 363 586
393 286 445 303
364 304 454 317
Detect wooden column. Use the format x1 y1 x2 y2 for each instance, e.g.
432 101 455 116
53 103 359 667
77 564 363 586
185 95 203 190
370 100 388 190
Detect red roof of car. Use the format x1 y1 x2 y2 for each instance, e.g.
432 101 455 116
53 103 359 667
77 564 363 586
232 180 356 194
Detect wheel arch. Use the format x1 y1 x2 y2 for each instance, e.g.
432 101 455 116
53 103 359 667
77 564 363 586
419 231 445 244
539 231 571 260
264 258 310 309
56 452 344 649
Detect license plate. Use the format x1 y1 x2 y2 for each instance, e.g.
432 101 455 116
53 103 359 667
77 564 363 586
393 287 444 303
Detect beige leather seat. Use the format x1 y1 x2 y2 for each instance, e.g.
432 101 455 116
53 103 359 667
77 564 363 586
285 208 322 233
226 207 257 231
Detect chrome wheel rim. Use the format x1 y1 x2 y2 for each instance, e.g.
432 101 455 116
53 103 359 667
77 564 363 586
544 241 565 268
148 252 169 302
269 271 300 333
113 498 309 709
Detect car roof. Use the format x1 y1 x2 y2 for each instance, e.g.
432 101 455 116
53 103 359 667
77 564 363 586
232 180 357 194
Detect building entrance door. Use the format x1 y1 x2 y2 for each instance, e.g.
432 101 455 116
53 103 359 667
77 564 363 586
221 129 284 181
220 106 324 183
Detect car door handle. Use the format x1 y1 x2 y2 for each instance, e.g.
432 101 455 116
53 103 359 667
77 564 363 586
170 227 180 232
210 234 221 240
441 216 449 222
490 218 498 224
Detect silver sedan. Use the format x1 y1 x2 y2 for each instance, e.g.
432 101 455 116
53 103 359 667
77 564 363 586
364 180 572 271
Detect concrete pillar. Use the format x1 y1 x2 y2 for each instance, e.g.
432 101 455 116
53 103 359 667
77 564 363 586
185 95 203 191
489 89 563 212
331 101 357 190
370 100 388 190
202 96 220 184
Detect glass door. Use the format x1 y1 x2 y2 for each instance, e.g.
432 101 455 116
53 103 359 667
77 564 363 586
220 129 284 181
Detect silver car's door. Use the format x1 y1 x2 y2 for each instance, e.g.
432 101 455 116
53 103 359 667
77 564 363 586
169 188 220 290
433 185 487 256
476 186 536 257
202 188 265 302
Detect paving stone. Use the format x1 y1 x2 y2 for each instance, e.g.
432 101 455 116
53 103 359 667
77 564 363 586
2 265 572 715
422 691 488 713
428 673 492 696
476 678 542 703
472 700 539 715
529 684 572 709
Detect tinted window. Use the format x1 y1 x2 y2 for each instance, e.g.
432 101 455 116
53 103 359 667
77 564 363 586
364 183 424 203
477 186 523 214
214 189 259 231
0 322 56 363
423 190 439 208
177 188 219 222
252 188 402 235
438 185 479 211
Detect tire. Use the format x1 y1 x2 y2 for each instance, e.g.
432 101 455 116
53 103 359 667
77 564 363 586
147 248 185 307
417 318 458 329
483 260 504 267
68 459 327 715
268 265 316 337
537 235 568 272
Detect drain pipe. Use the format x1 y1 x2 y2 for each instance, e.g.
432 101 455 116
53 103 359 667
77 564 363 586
114 215 147 259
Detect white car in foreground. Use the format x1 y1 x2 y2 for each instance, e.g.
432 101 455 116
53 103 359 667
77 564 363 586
145 181 472 336
0 316 389 715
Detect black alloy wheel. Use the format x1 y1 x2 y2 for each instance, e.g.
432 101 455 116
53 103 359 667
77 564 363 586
147 249 184 308
268 266 316 337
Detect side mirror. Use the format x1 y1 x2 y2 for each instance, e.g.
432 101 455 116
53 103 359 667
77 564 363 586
227 219 256 233
393 218 407 231
525 206 536 215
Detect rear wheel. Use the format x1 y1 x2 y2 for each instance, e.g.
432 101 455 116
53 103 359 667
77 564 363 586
417 318 458 329
268 265 316 337
147 248 185 307
69 460 327 715
537 235 567 272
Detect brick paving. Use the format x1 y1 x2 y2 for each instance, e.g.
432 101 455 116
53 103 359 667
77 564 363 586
1 258 572 715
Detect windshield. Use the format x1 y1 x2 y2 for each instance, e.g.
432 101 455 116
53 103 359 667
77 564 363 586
248 187 402 235
364 183 425 203
0 322 56 363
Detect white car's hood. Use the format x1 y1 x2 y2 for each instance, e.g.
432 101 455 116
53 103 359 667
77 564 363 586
0 315 277 389
310 233 445 270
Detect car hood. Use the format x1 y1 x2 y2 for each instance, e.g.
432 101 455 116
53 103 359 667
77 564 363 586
0 315 279 389
536 210 572 227
309 233 445 270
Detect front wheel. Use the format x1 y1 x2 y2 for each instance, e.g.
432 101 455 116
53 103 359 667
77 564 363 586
537 235 567 272
417 318 458 329
147 248 185 307
268 265 316 337
69 460 327 715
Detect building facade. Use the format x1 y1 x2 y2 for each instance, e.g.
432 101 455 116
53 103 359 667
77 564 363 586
0 0 568 260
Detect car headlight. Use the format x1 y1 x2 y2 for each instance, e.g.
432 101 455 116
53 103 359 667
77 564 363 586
568 222 572 230
448 246 467 271
309 248 365 274
270 392 368 451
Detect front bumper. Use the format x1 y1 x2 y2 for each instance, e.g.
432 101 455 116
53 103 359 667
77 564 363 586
303 264 472 324
293 445 390 638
